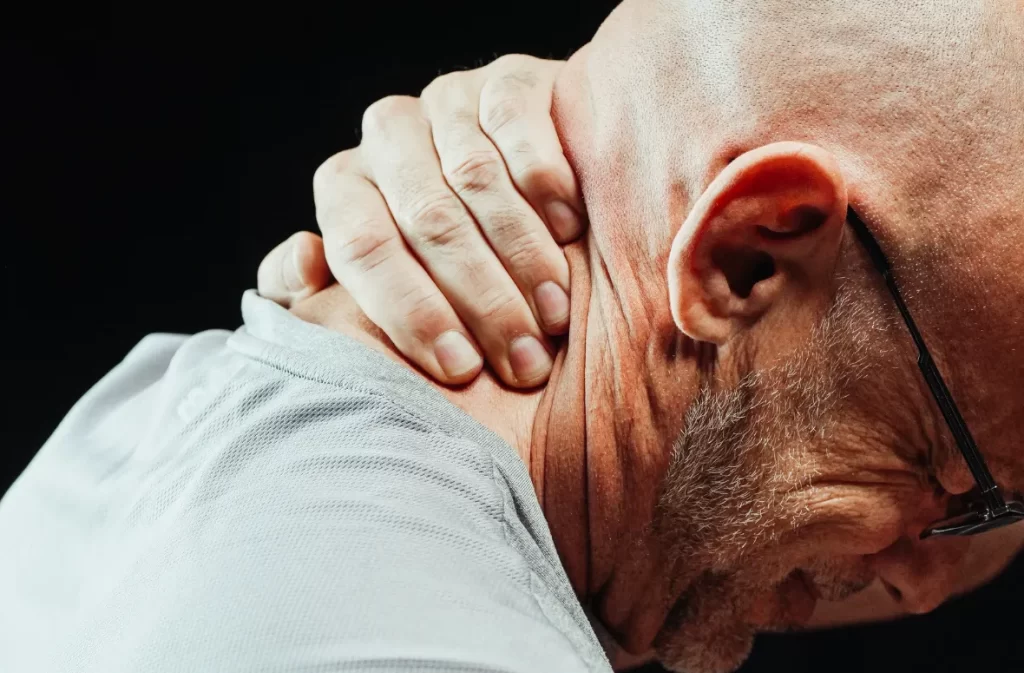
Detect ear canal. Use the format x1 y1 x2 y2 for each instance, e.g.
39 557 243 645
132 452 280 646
714 205 826 300
711 247 775 299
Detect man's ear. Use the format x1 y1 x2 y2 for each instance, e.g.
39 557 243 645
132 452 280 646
668 142 848 345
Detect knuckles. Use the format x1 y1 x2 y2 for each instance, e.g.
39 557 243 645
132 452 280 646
443 150 505 196
400 192 468 249
333 227 396 273
312 149 355 199
399 289 460 345
361 95 419 137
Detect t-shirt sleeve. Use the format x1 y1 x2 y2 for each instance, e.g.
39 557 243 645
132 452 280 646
98 397 597 673
1 329 604 672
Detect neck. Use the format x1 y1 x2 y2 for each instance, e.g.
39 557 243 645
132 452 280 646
292 238 692 654
537 41 705 652
293 56 701 655
534 235 700 653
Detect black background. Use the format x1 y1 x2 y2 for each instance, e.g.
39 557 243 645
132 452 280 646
3 4 1022 671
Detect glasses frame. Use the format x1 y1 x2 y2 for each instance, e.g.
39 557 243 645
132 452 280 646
846 209 1024 539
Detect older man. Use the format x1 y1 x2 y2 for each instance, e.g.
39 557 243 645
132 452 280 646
3 1 1022 672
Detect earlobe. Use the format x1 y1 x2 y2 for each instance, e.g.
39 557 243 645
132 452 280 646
668 141 848 345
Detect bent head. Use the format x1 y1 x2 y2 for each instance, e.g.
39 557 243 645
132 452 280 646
553 1 1024 671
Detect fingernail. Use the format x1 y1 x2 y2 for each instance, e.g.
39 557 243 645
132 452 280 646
534 281 570 330
284 240 306 292
509 335 553 384
545 200 581 241
434 330 482 379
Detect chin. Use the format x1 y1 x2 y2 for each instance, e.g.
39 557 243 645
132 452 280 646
655 624 755 673
651 578 755 673
651 567 824 673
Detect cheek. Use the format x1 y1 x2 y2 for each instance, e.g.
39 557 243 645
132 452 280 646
934 451 977 496
801 555 875 601
786 485 920 556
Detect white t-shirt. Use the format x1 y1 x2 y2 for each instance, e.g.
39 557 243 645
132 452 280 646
0 291 611 673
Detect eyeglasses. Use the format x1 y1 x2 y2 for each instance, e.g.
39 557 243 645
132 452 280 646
847 209 1024 539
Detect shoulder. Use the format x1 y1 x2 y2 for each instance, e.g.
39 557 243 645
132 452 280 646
104 369 605 671
4 294 611 672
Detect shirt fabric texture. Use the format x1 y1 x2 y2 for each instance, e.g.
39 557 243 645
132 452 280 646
0 291 612 673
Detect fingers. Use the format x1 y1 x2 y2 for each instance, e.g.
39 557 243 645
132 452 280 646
257 231 332 308
313 149 484 385
306 56 581 389
477 55 585 244
359 96 555 387
422 72 572 336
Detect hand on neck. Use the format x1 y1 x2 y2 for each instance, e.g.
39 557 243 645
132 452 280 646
293 41 711 653
292 46 706 653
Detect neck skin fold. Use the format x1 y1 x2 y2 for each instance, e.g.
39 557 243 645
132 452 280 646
292 225 695 653
533 229 701 652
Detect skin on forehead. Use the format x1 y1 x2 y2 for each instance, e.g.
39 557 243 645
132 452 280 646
556 0 1024 490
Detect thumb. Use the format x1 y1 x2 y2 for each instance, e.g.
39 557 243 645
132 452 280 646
257 231 333 308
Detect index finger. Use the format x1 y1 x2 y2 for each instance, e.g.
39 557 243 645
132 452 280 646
313 151 485 384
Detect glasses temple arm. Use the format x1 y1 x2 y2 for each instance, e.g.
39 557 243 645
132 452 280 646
848 213 1005 512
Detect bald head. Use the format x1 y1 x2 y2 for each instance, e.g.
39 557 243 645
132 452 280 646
568 0 1023 234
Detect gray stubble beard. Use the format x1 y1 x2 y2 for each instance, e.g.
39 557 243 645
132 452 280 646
652 280 888 673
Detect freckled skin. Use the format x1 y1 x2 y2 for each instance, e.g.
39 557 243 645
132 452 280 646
297 1 1024 671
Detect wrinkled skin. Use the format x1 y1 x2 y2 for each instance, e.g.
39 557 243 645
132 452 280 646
542 1 1024 671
